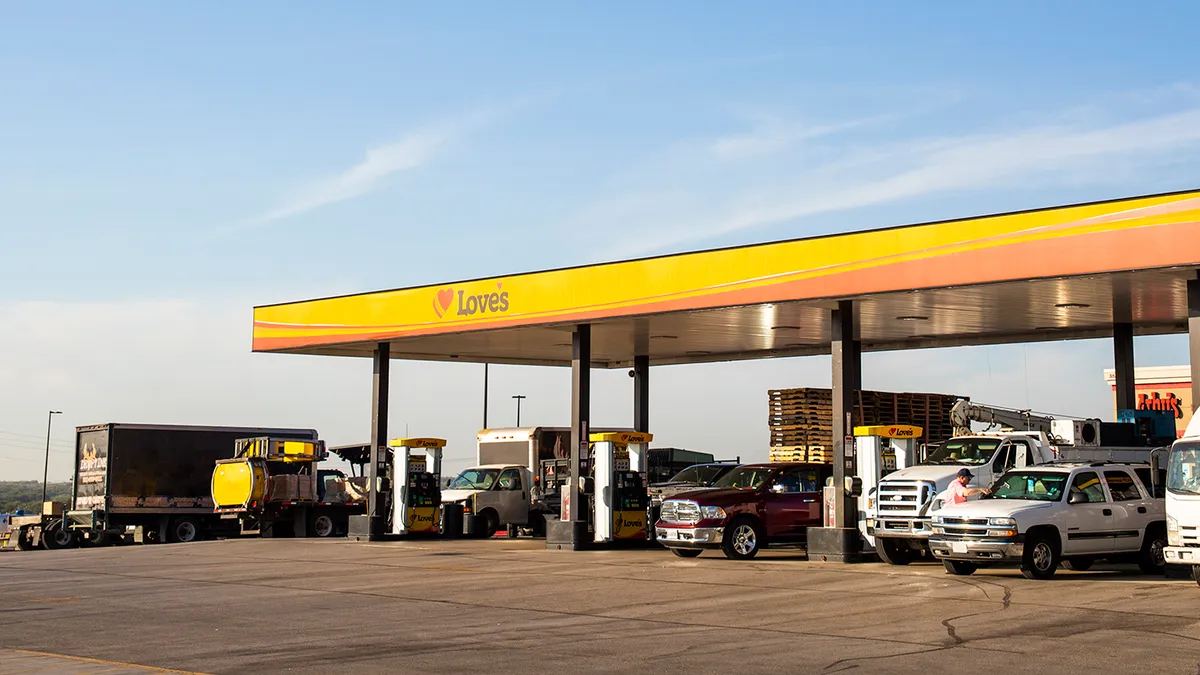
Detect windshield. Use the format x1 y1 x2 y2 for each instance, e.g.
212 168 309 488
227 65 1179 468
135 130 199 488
711 467 775 490
447 468 500 490
984 471 1067 502
1168 441 1200 496
924 438 1001 466
668 465 731 485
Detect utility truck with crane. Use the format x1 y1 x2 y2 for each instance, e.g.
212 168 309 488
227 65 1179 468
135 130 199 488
864 400 1163 565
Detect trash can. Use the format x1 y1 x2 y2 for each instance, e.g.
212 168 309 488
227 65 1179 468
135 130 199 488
440 503 464 538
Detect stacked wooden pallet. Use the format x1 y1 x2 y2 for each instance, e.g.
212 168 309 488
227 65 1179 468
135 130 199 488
768 388 964 463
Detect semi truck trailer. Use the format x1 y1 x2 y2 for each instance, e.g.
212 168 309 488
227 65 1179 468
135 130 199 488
10 423 319 550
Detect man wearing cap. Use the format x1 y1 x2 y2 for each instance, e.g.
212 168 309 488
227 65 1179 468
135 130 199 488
945 468 990 506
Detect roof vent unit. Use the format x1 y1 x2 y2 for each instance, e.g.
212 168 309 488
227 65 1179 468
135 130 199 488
1051 419 1101 447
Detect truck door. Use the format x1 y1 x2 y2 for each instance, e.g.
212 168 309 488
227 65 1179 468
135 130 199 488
765 467 820 541
495 467 529 525
1102 469 1153 553
1061 471 1114 555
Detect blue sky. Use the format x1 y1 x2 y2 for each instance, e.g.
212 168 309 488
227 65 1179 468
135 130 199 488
2 3 1198 480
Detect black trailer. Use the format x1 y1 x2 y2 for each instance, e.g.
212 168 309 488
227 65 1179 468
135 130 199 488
22 423 318 550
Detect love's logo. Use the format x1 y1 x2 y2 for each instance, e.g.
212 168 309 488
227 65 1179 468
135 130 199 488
433 282 511 320
433 288 455 318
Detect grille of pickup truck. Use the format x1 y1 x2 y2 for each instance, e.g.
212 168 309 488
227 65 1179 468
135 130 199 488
876 480 936 516
936 516 991 537
659 500 700 524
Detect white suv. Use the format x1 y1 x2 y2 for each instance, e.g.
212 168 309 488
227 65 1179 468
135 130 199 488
928 462 1166 579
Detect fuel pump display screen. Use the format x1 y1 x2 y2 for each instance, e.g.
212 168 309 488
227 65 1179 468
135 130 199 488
612 470 647 539
405 471 440 532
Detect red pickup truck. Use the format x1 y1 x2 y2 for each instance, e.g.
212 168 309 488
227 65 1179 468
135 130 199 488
654 463 831 559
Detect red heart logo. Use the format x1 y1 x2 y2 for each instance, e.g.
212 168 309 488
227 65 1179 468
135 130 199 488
496 282 503 289
433 288 454 318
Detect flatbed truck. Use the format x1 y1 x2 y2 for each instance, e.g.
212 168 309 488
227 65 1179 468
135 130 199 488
11 423 320 550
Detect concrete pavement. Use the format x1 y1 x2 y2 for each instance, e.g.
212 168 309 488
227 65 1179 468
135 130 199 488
2 538 1200 674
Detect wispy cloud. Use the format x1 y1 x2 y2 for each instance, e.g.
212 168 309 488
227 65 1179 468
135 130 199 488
710 115 879 161
241 109 497 229
576 94 1200 257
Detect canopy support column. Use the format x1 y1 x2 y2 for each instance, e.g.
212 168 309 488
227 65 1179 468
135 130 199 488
351 342 390 541
634 354 650 433
1113 323 1136 414
808 300 863 562
1190 276 1200 415
547 324 592 550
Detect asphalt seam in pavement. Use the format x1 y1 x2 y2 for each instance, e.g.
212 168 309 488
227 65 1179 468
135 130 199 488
5 648 211 674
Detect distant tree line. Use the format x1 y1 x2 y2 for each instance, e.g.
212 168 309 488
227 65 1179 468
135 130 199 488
0 481 72 514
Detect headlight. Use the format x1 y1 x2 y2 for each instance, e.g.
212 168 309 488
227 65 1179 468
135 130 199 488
931 526 945 535
987 517 1016 527
1168 515 1181 546
700 506 726 520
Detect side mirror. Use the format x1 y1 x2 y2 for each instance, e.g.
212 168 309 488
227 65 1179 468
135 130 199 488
1068 491 1088 505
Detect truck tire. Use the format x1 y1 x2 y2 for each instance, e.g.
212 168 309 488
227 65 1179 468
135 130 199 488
15 526 36 551
1062 557 1093 571
875 538 914 566
1020 531 1060 580
311 514 336 538
721 517 763 560
942 559 977 575
670 548 702 558
477 510 499 539
79 531 110 548
168 516 201 544
1138 525 1167 575
1193 565 1200 587
41 522 76 550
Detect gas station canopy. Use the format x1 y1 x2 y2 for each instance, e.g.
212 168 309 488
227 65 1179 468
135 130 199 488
253 190 1200 367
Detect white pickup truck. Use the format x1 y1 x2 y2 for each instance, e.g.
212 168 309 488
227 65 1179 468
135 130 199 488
864 431 1155 565
443 464 541 537
928 462 1166 578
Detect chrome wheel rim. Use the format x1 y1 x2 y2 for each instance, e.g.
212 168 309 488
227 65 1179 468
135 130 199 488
732 525 756 555
314 516 334 537
1033 542 1052 571
1151 539 1165 567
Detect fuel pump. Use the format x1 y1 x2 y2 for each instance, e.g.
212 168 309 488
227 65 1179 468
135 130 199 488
854 425 921 548
590 432 652 543
387 437 444 536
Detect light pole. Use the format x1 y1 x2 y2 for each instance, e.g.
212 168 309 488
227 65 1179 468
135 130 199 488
483 364 489 429
42 410 62 507
512 395 526 427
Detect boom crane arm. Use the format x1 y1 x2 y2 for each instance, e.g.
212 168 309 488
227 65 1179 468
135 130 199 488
950 400 1056 436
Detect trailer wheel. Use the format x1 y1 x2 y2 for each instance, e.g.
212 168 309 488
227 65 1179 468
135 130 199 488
79 531 110 548
41 522 76 550
311 514 336 538
168 517 200 544
15 526 37 551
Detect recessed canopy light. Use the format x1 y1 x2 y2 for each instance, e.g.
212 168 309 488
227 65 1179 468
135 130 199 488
553 343 573 347
1034 326 1057 330
896 315 929 321
771 325 801 330
1055 302 1090 309
783 343 808 348
651 335 678 340
685 350 711 356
